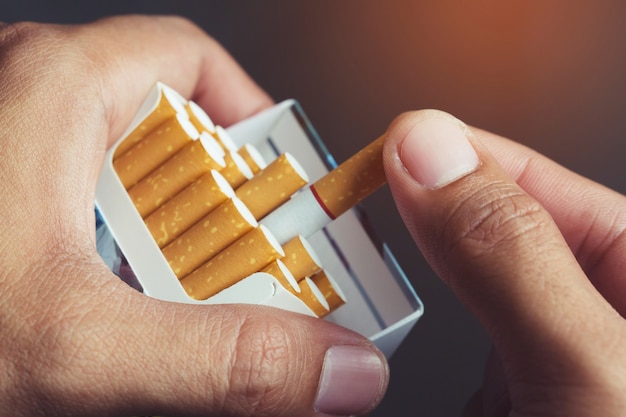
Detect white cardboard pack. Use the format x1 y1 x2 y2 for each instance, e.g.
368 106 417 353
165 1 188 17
95 84 423 358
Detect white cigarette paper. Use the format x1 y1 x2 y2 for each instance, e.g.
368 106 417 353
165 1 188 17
260 187 330 245
261 135 386 244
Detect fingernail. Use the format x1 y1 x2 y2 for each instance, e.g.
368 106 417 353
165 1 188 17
400 115 480 188
314 345 388 416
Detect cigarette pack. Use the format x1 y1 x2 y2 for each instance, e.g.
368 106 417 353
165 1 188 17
95 83 423 358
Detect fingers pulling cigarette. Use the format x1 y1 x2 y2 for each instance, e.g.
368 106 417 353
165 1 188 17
261 135 387 244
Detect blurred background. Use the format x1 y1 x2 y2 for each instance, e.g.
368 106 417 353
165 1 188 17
4 1 626 415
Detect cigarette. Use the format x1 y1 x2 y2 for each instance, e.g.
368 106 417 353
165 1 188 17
261 259 301 295
162 196 258 279
127 132 226 218
113 113 200 189
185 101 216 135
237 144 267 174
280 235 322 280
219 151 254 188
144 169 235 248
180 225 284 300
235 153 309 220
297 277 331 318
260 135 386 244
310 270 346 312
113 83 187 159
213 125 238 152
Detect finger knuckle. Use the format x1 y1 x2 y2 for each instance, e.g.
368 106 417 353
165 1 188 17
0 21 98 92
443 182 554 262
0 21 46 45
0 22 62 65
226 314 301 416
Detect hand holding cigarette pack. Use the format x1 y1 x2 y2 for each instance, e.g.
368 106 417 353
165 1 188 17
95 82 423 357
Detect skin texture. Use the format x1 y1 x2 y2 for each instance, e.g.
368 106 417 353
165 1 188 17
3 13 626 417
383 110 626 416
0 16 388 417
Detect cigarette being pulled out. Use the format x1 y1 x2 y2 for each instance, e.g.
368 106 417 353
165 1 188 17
260 134 387 244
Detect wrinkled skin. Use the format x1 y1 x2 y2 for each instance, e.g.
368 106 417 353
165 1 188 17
0 16 388 417
383 110 626 416
2 13 626 417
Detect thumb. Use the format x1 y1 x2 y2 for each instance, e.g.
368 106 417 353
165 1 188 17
90 285 389 417
382 110 621 374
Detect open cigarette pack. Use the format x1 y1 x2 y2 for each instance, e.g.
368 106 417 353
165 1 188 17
95 83 423 358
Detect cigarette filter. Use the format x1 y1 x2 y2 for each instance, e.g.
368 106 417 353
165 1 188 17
185 101 216 135
280 235 322 280
162 197 258 279
261 135 386 244
297 277 331 318
310 270 346 312
127 133 226 218
113 83 187 158
181 225 284 300
113 113 200 189
235 153 309 220
144 170 235 248
213 125 238 152
219 151 254 188
261 259 300 295
237 144 267 174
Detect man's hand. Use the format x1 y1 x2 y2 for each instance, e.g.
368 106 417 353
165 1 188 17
383 110 626 416
0 16 388 417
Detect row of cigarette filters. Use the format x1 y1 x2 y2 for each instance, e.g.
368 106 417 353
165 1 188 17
112 84 386 318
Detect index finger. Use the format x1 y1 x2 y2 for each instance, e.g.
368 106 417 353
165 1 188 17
473 128 626 314
382 110 623 374
75 15 273 144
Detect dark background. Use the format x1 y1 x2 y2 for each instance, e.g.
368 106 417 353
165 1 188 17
4 1 626 416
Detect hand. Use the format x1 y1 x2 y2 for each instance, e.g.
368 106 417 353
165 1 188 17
0 16 388 417
382 110 626 416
